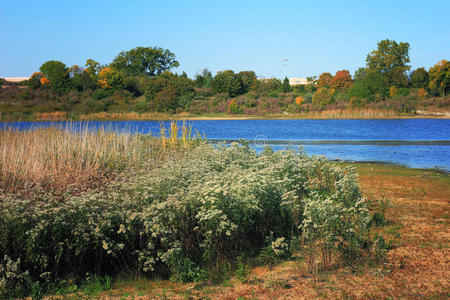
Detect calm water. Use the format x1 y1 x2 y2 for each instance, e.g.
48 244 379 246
2 119 450 171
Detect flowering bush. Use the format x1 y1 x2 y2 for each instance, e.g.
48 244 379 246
0 143 372 296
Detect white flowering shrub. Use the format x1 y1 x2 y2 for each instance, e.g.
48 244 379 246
0 143 372 296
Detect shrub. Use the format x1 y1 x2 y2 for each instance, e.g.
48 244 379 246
0 143 373 296
312 87 334 109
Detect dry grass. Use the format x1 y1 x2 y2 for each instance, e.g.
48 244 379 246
78 111 191 121
34 111 68 121
0 125 160 195
95 163 449 299
0 121 204 196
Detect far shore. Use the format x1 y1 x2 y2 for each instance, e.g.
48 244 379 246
1 109 450 122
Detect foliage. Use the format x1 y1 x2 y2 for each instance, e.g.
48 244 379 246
110 46 179 76
295 95 304 106
409 67 429 88
317 73 333 89
98 67 124 89
417 88 428 98
259 78 282 95
195 68 213 88
85 59 101 75
348 71 387 101
145 72 195 112
213 70 242 97
312 87 334 108
2 42 449 118
282 77 291 92
236 71 257 94
428 59 450 96
366 39 411 87
39 60 70 93
27 72 45 89
227 99 242 114
353 67 367 81
330 70 353 90
389 86 397 98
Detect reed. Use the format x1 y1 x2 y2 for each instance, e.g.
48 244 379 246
160 121 204 150
0 121 204 195
0 124 161 195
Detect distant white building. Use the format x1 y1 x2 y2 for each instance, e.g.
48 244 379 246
289 78 308 85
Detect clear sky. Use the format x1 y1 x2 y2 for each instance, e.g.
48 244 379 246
1 0 449 79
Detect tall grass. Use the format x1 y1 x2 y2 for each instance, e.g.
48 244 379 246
0 122 204 195
160 121 204 150
0 126 138 195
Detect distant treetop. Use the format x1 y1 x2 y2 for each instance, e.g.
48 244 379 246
110 46 179 76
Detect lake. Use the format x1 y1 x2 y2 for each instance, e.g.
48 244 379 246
2 119 450 171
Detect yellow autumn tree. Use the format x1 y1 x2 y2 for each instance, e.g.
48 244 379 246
428 59 450 96
389 86 397 98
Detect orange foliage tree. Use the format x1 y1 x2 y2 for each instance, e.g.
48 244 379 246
40 77 50 85
295 95 304 105
28 72 44 89
330 70 353 90
317 72 333 88
417 88 428 98
97 67 123 89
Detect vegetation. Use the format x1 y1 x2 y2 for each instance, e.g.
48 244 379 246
0 125 384 298
93 163 448 299
1 40 449 121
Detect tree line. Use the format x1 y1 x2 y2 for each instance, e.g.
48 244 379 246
2 40 449 115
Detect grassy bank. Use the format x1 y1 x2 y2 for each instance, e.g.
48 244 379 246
0 127 448 299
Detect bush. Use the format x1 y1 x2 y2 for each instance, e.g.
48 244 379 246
0 143 373 296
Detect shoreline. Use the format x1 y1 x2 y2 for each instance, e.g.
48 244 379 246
1 108 450 122
1 114 450 122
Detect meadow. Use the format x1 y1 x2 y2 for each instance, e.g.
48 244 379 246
0 123 396 298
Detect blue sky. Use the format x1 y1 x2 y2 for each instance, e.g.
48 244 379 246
1 0 449 79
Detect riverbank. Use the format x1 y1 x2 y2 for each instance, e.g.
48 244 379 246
1 108 450 122
93 162 449 299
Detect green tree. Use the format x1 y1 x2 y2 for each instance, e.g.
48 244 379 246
39 60 70 93
85 59 101 75
366 39 410 87
213 70 242 97
409 67 429 88
237 71 258 94
353 67 367 81
312 87 334 109
145 73 195 112
194 68 213 88
110 46 179 76
71 70 97 91
282 76 291 92
348 71 387 100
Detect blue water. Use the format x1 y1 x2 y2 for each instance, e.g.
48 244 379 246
2 119 450 171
